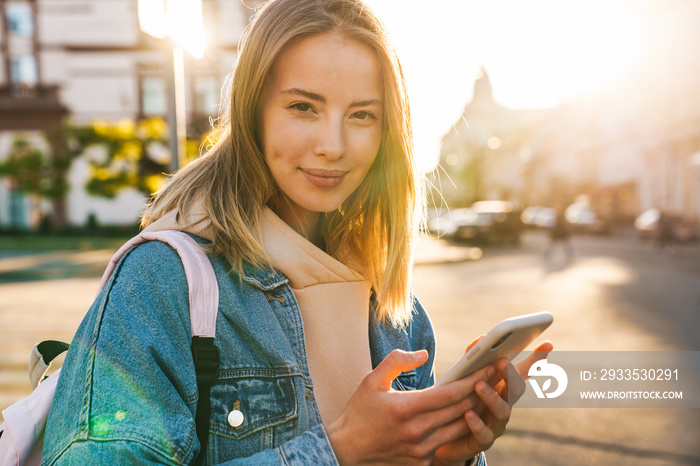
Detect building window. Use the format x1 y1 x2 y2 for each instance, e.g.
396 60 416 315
10 55 38 85
193 75 219 116
141 76 167 116
6 1 34 36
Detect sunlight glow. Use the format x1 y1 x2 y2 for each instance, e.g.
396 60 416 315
137 0 166 39
138 0 205 58
166 0 206 59
482 1 642 108
364 0 644 171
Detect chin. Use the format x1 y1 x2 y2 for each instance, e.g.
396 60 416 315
300 199 344 214
310 204 343 214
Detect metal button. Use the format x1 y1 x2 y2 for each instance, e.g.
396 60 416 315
227 409 244 427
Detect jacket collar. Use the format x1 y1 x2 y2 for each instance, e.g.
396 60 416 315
240 261 289 291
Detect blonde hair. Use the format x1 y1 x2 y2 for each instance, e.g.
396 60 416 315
141 0 421 326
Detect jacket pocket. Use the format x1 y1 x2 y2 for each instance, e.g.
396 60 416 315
208 371 299 460
394 369 418 391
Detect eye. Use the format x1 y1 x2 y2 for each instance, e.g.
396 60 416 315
289 102 314 113
352 111 377 121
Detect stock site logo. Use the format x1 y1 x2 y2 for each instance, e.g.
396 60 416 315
528 359 568 398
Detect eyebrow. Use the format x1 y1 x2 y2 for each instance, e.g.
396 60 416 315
282 87 325 102
281 87 382 108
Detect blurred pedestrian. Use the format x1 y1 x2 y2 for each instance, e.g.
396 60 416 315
41 0 552 464
545 206 574 263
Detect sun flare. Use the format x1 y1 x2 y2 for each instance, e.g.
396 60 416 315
138 0 206 58
366 0 644 170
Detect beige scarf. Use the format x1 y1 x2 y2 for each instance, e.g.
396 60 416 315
143 205 372 425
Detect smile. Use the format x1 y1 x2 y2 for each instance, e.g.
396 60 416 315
301 168 347 188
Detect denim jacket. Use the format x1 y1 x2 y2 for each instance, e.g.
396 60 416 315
42 238 486 465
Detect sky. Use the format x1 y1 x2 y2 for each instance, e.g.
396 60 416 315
363 0 646 171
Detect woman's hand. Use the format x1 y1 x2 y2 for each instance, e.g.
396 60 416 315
432 339 554 466
326 349 498 465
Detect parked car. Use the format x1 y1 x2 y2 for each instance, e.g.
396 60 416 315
426 207 471 237
445 201 523 245
520 206 541 228
564 202 610 234
634 208 699 242
424 207 447 234
521 206 555 229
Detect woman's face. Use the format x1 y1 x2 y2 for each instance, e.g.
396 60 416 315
258 32 383 226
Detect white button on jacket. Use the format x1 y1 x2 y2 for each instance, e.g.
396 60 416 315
227 409 244 428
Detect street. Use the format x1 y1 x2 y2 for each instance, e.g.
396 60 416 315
1 230 700 464
417 230 700 465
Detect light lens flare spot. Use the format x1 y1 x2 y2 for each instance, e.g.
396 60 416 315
469 248 483 260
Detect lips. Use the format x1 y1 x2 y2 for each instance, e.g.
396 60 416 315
300 168 347 188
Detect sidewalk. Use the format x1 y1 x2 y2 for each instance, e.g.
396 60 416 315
0 234 481 283
414 234 483 265
0 248 116 282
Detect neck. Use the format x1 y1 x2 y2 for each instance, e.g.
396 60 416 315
272 202 322 247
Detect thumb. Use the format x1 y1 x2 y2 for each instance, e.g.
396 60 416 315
369 349 429 391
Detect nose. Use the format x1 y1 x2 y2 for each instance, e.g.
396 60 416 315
314 114 346 161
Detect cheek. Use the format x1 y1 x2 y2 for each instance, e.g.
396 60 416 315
352 128 382 170
263 124 306 168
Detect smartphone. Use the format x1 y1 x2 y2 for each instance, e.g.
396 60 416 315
436 311 553 385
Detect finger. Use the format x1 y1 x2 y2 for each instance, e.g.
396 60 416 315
411 389 481 435
475 380 511 426
465 410 495 450
464 334 486 354
514 341 554 379
418 412 471 456
533 340 554 352
386 391 480 453
454 365 505 421
495 358 526 405
414 364 496 414
403 366 500 439
368 349 429 391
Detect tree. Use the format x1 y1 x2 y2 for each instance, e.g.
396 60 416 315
0 138 61 198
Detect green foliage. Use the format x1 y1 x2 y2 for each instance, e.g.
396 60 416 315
0 138 57 197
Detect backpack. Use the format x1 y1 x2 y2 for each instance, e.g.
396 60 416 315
0 230 220 466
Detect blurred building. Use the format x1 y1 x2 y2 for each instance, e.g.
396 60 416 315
437 69 546 208
0 0 259 230
436 2 700 227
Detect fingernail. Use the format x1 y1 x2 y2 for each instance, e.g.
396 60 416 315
487 367 495 378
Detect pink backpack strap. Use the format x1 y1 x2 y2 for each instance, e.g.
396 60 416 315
96 230 219 338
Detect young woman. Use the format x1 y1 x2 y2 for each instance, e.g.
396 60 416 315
43 0 552 464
